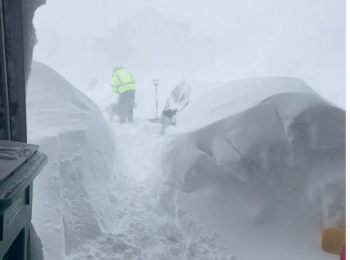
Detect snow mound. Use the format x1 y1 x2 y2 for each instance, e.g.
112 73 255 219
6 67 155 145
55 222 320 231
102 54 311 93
176 77 318 130
162 77 345 260
27 61 118 260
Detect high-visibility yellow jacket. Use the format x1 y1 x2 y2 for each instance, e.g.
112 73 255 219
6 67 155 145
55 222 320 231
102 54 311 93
111 68 135 94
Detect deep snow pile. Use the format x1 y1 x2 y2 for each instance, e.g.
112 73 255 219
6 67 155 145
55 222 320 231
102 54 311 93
27 61 119 260
27 61 239 260
162 77 345 260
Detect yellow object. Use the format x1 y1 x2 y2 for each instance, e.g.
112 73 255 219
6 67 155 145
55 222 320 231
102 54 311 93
321 227 346 255
111 67 135 94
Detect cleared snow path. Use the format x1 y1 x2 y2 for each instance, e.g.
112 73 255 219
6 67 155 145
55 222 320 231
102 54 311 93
68 119 236 260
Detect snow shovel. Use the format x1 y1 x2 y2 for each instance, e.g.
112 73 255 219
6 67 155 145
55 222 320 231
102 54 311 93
147 79 161 123
321 227 346 255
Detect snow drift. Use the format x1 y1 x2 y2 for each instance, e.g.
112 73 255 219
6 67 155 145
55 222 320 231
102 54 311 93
161 77 345 260
25 61 237 260
27 61 118 260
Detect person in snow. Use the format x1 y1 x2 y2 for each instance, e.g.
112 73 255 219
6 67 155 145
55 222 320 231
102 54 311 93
111 67 136 123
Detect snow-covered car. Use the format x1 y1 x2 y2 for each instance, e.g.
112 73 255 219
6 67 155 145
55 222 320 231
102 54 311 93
161 77 345 260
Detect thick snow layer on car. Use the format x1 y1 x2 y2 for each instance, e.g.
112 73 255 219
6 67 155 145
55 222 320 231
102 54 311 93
27 61 118 260
161 77 345 260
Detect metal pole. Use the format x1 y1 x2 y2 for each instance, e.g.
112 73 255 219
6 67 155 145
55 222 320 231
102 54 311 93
0 0 27 142
155 85 158 119
153 79 159 120
0 0 10 140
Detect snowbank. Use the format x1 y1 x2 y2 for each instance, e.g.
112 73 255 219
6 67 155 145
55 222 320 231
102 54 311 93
26 61 236 260
27 61 118 260
161 77 345 260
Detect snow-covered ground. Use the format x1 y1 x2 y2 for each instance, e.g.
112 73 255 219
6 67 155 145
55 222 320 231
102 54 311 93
28 2 344 259
67 122 237 260
27 62 239 260
27 62 344 260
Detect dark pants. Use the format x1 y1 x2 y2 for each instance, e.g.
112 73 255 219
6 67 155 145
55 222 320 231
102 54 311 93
118 90 135 123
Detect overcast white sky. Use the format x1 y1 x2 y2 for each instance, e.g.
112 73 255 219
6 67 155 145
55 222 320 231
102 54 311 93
35 0 344 40
34 0 345 106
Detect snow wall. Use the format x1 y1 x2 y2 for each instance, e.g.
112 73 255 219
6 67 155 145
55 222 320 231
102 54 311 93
27 61 118 260
162 77 345 260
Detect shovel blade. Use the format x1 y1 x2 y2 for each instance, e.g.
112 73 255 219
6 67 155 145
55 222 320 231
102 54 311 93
321 228 346 255
147 118 161 123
